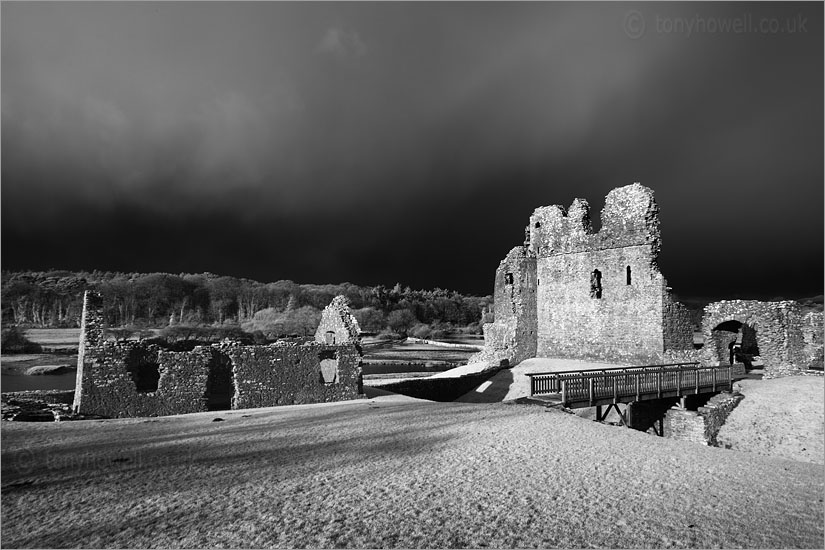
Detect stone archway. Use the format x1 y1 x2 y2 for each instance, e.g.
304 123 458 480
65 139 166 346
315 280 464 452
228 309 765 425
702 300 806 378
708 319 760 371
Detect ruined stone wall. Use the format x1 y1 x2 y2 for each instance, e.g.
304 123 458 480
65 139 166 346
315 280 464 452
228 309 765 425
801 311 824 370
471 246 537 365
535 244 666 363
74 341 214 418
530 184 691 364
314 295 361 346
662 293 694 352
73 291 364 418
664 391 744 445
475 183 693 366
664 407 708 445
73 291 104 412
698 392 745 446
741 325 759 354
702 300 808 378
526 187 661 258
225 342 362 408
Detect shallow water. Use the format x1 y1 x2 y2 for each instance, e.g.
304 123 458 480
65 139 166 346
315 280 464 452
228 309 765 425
1 373 76 392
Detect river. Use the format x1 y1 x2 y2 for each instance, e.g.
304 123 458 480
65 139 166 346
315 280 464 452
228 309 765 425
1 373 76 393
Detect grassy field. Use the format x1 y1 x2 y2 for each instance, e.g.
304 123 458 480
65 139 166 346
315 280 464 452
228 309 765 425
2 393 822 548
363 341 478 363
23 328 81 348
362 339 479 381
719 376 824 464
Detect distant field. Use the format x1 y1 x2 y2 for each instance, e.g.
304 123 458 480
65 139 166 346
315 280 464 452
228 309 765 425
362 340 477 380
364 341 476 363
23 329 80 348
430 335 484 346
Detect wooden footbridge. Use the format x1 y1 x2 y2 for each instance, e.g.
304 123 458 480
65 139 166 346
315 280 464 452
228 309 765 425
526 362 734 429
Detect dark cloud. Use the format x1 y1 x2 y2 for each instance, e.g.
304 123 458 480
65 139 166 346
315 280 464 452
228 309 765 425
2 2 822 299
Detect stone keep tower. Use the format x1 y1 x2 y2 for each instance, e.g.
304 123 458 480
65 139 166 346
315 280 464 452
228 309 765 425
477 183 693 365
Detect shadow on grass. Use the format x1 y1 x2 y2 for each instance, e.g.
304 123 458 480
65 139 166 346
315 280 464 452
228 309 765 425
1 410 473 547
0 401 494 498
376 367 511 402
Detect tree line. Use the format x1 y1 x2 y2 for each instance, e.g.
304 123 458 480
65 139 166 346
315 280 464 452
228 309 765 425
1 270 493 338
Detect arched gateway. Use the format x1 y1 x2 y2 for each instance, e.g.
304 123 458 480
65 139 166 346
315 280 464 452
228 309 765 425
701 300 810 378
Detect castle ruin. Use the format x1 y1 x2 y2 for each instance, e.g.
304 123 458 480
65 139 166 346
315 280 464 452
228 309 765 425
72 292 364 418
703 299 823 378
474 182 822 378
475 183 695 366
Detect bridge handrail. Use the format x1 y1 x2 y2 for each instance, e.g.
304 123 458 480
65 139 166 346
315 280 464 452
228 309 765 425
524 362 700 380
526 362 701 395
557 365 731 405
528 363 732 403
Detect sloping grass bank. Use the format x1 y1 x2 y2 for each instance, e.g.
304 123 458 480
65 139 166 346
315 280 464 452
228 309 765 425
2 396 822 548
718 376 824 464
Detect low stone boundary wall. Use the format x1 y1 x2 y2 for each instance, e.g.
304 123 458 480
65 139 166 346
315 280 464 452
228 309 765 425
3 390 79 422
664 391 744 446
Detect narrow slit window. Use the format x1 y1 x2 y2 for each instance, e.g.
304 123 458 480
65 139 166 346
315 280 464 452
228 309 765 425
504 273 514 285
590 269 602 299
626 265 632 285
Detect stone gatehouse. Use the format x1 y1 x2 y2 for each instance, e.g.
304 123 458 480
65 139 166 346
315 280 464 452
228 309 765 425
72 292 364 418
702 299 823 378
475 183 696 365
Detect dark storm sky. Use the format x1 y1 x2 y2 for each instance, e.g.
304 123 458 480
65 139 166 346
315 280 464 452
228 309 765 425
2 2 823 300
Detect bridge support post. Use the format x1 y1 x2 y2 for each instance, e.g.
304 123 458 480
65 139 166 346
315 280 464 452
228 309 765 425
626 400 674 434
649 417 664 437
596 403 627 426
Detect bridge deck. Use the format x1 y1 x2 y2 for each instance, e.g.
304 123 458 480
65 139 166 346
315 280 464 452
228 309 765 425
526 363 733 409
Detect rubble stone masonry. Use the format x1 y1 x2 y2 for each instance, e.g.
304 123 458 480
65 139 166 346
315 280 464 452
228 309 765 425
314 295 362 346
475 184 694 365
665 391 744 446
73 291 364 418
702 300 815 378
